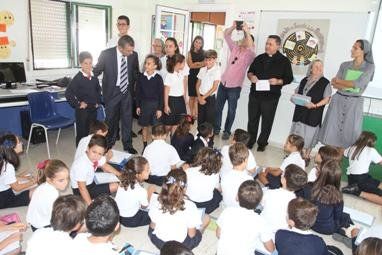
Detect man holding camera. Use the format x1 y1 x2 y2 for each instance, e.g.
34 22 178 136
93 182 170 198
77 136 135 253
215 21 255 140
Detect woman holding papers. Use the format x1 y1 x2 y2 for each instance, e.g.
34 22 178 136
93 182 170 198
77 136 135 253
319 40 375 149
290 59 332 161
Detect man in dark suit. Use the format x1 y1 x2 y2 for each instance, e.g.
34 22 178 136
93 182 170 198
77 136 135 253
94 35 138 154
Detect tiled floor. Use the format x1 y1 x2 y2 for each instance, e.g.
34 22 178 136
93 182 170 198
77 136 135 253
1 123 381 255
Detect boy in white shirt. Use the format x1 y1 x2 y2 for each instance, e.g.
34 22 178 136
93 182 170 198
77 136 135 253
221 142 253 207
220 129 257 177
70 135 120 205
261 164 307 234
217 180 275 255
196 49 220 127
27 195 87 255
143 124 181 186
73 195 120 255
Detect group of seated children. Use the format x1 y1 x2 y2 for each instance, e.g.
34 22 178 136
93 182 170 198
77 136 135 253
1 122 382 254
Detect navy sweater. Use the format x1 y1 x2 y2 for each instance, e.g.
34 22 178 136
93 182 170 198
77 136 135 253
136 72 164 110
65 71 102 108
275 229 328 255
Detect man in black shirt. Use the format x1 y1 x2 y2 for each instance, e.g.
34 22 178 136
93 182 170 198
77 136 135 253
247 35 293 151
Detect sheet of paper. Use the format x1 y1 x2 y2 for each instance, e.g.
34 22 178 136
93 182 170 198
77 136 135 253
256 80 270 91
94 172 119 184
109 150 132 164
344 206 374 226
9 89 38 94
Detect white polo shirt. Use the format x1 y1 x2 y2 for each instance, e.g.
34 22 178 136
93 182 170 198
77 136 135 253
70 154 107 188
114 184 148 217
280 152 306 172
159 55 190 80
142 139 181 177
261 188 296 233
308 166 318 182
148 197 201 242
217 207 273 255
26 227 74 255
345 146 382 175
221 169 252 207
185 166 220 203
220 145 257 177
26 182 59 228
197 64 221 96
74 134 93 160
0 163 16 192
164 71 186 97
73 233 118 255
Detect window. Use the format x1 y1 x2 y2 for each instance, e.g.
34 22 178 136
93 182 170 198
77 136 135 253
29 0 111 69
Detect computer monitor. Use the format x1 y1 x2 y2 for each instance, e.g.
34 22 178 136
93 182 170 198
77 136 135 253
0 62 27 88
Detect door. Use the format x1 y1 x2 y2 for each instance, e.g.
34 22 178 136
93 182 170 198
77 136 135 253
155 5 190 54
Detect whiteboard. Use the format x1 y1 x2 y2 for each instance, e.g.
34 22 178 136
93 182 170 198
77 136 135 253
256 11 371 82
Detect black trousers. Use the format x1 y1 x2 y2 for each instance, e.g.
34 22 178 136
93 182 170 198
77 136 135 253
198 95 216 127
104 92 133 149
247 95 280 147
75 107 97 146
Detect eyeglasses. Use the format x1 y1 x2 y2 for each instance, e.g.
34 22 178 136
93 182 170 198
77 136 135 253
231 57 238 65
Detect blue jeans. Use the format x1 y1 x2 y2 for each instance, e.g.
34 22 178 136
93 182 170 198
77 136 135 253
214 84 241 134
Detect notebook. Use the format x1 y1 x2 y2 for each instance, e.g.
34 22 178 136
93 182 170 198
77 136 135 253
343 69 363 93
343 206 374 227
94 172 119 184
109 150 133 168
291 94 311 106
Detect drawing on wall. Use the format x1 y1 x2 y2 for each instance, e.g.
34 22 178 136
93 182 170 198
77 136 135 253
0 10 16 59
277 19 330 75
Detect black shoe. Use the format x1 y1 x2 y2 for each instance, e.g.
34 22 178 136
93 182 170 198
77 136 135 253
131 131 137 138
214 130 220 136
342 184 361 196
257 145 266 152
124 146 138 154
222 132 230 140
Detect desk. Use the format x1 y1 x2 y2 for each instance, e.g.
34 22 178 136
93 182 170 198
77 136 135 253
0 85 74 136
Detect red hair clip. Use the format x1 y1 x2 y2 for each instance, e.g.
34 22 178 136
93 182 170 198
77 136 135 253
36 159 49 170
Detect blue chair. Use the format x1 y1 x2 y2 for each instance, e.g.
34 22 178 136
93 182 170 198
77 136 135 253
26 91 76 158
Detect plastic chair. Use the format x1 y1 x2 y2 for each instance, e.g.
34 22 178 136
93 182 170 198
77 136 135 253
26 91 75 158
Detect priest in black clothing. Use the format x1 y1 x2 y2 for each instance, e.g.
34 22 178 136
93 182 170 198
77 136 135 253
65 51 102 146
247 35 293 151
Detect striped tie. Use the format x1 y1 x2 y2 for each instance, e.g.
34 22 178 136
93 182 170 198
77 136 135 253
120 57 128 94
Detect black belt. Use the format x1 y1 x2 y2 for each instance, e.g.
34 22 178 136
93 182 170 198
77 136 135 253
337 92 360 98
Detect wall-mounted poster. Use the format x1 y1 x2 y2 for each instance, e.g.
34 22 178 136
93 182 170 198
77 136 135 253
277 19 330 75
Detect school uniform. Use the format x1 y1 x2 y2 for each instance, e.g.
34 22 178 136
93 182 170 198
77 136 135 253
26 227 74 255
136 71 164 127
65 70 102 145
148 197 202 250
162 71 187 126
188 136 212 163
267 151 306 189
159 55 190 81
275 228 328 255
114 183 150 227
186 166 222 214
260 188 296 233
0 163 30 209
70 154 110 199
26 182 58 230
196 64 221 126
73 233 118 255
220 144 257 177
142 139 181 186
345 146 382 196
171 133 194 162
308 166 319 183
217 206 273 255
221 169 252 207
74 134 93 160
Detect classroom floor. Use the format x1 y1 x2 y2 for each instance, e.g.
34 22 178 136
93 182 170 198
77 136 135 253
1 123 381 255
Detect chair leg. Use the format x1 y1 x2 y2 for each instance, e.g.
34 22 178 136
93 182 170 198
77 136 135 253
44 128 50 159
56 128 61 144
26 124 35 154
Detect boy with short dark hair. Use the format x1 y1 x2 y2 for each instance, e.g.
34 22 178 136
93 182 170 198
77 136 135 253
26 195 87 255
220 128 257 177
216 180 274 255
275 197 328 255
220 142 252 207
65 51 102 146
143 124 181 186
261 164 307 233
196 49 221 127
74 195 120 255
188 122 214 163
